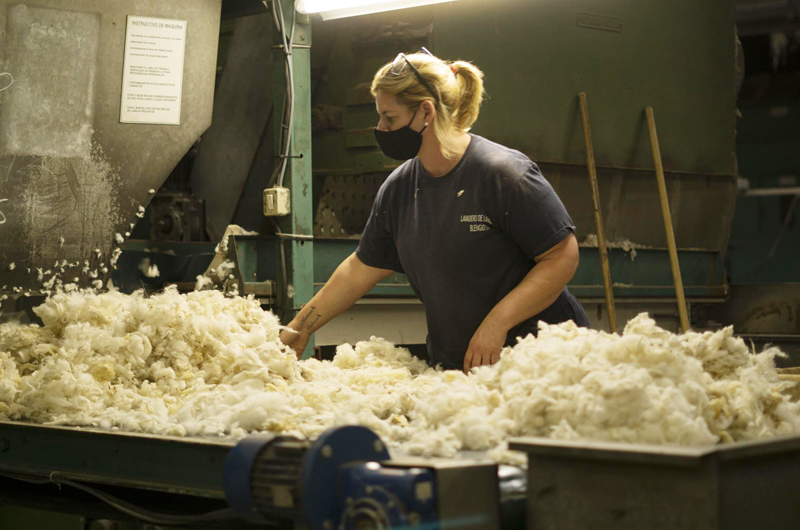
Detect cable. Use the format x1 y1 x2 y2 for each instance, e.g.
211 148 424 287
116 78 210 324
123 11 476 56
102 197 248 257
1 472 51 485
276 2 296 188
263 0 297 189
262 0 300 325
274 232 313 240
281 23 296 177
0 72 12 92
1 471 241 526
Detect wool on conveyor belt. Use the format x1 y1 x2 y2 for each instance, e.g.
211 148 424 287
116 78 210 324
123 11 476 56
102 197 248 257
1 288 799 465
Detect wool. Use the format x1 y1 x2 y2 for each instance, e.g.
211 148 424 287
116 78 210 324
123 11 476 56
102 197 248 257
0 288 797 465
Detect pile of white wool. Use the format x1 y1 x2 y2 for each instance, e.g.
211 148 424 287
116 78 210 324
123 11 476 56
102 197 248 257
1 288 798 463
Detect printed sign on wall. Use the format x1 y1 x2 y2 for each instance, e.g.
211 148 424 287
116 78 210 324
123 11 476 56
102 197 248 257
120 16 187 125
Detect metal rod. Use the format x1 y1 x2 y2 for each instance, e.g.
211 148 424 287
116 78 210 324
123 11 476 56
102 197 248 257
272 44 311 50
578 93 618 334
742 186 800 197
645 106 690 333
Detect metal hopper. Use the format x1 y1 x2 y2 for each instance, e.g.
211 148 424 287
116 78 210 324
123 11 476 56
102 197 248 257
0 0 221 293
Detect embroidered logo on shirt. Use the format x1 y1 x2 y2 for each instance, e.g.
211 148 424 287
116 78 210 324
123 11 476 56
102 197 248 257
460 214 492 232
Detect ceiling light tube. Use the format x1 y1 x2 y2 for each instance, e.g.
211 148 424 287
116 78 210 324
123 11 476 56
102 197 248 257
295 0 458 20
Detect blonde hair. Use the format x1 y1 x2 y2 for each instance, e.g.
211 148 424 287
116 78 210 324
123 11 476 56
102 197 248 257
370 52 485 159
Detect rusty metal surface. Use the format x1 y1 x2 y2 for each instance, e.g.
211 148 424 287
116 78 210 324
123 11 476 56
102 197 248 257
0 0 221 293
706 283 800 335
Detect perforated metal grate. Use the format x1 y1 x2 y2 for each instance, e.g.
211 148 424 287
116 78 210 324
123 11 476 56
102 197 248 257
314 174 387 239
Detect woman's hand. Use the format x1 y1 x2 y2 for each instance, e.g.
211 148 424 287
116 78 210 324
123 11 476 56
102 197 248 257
280 327 310 359
276 253 393 361
460 234 580 374
463 318 508 373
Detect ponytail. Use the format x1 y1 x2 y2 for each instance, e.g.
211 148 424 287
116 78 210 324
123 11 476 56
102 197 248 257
450 60 485 132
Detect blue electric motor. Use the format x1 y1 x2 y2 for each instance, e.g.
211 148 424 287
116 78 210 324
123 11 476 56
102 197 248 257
338 460 437 529
223 425 437 529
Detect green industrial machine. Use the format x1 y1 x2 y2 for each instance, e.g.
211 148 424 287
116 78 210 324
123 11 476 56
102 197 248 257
181 0 738 345
103 0 742 348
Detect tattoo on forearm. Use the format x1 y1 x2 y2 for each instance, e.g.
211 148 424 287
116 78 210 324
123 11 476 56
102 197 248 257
299 306 316 326
307 314 322 330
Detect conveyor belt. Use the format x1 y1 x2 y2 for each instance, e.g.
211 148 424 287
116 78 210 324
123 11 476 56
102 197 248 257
0 420 527 529
0 421 514 496
0 420 236 498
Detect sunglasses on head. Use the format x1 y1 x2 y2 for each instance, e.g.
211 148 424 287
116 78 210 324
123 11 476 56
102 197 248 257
390 47 439 105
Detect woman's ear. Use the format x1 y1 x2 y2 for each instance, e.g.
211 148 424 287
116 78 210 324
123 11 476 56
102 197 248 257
422 99 436 125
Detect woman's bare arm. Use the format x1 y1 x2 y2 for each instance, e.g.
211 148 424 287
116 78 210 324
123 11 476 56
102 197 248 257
279 253 393 357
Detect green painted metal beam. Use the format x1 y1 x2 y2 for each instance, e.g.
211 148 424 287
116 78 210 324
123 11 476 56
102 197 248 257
228 237 727 299
310 240 727 299
116 236 725 308
271 0 315 357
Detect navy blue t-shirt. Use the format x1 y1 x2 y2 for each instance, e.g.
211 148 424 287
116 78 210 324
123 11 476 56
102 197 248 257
356 134 579 369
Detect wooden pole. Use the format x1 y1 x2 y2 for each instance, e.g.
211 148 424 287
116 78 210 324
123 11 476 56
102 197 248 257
578 93 618 334
645 106 690 333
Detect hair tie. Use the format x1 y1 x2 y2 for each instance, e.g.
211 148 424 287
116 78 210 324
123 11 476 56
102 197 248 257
449 64 459 76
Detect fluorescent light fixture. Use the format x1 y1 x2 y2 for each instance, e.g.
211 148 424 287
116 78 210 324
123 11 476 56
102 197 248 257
295 0 457 20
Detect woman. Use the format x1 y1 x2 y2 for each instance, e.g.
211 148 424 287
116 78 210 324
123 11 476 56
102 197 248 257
280 50 589 372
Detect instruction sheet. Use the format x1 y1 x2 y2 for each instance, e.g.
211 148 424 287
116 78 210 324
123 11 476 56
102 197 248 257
120 16 187 125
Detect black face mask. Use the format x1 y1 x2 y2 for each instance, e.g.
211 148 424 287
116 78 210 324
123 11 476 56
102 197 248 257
373 107 428 161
